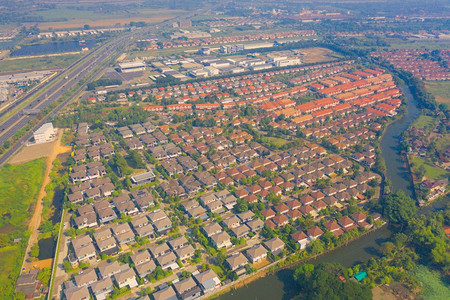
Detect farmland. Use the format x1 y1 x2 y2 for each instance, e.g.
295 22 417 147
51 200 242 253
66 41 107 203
425 81 450 104
27 6 186 30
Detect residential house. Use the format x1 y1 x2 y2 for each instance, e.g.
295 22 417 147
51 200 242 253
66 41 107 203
131 249 152 266
114 268 138 289
72 235 96 263
246 218 264 232
193 269 221 294
230 224 250 239
201 222 222 237
210 231 232 249
90 277 114 300
291 231 310 249
149 243 171 258
111 223 135 245
155 252 179 271
222 215 241 229
152 286 178 300
168 236 190 251
226 252 248 271
97 261 121 279
173 277 202 300
263 237 285 256
246 244 268 263
175 244 196 261
307 226 324 240
134 260 157 279
74 269 98 287
64 286 90 300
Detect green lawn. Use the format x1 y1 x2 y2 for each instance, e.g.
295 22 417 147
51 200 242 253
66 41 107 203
410 156 449 180
0 54 83 73
414 265 450 300
426 81 450 104
412 115 437 131
0 245 23 298
0 158 46 231
262 136 288 148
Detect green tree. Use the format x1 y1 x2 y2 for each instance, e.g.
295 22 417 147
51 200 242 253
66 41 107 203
30 244 39 258
380 190 416 226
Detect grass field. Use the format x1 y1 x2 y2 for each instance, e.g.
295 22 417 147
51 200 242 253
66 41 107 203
435 135 450 153
0 158 46 231
0 245 23 298
425 81 450 104
0 53 83 73
262 137 289 149
0 159 46 297
412 115 437 131
410 156 449 180
414 265 450 300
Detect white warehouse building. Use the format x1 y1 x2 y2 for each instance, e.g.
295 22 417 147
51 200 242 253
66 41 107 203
34 122 55 144
118 61 146 73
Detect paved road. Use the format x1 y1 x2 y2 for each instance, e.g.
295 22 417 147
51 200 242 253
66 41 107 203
0 0 230 167
0 33 133 165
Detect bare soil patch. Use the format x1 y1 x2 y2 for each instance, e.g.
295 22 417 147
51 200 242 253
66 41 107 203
30 258 52 270
9 131 72 165
9 142 54 165
300 47 339 63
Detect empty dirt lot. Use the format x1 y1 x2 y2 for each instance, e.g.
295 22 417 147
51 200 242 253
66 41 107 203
9 130 71 165
300 47 340 63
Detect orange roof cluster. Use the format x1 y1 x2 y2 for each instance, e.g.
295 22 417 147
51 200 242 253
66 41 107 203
259 102 280 111
314 97 339 108
276 98 296 108
296 102 321 113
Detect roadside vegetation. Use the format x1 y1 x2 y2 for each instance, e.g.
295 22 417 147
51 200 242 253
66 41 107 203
0 54 83 73
0 158 46 298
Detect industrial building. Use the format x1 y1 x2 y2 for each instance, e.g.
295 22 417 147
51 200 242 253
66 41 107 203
118 61 146 73
34 122 55 144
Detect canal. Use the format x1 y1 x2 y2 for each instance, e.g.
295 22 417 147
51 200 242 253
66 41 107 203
218 83 424 300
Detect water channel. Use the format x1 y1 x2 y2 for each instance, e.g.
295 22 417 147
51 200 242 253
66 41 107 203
218 83 427 300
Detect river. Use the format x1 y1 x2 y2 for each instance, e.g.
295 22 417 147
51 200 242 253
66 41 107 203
218 83 424 300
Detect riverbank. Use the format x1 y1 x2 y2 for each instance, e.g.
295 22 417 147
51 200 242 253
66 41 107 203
209 224 387 300
214 79 424 300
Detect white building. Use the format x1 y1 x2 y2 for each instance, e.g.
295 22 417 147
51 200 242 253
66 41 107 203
34 122 55 144
118 61 146 73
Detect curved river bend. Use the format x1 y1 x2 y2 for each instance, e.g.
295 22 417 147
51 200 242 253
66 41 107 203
218 83 437 300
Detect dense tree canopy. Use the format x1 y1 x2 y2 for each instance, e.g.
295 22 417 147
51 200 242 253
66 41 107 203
293 263 372 300
380 190 416 226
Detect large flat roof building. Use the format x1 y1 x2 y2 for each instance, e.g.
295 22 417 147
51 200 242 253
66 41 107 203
131 171 156 186
33 122 55 144
118 61 146 73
